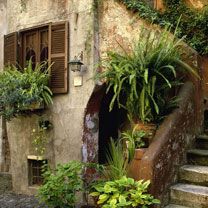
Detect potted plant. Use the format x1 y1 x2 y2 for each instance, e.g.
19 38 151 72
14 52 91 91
121 127 146 160
120 127 150 180
88 139 160 207
0 60 53 121
94 27 198 134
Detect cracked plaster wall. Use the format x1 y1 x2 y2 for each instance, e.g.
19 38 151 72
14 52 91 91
2 0 96 194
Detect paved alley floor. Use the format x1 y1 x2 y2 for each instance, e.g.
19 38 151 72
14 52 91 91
0 193 47 208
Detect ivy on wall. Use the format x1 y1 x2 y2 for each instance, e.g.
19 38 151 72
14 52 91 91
117 0 208 55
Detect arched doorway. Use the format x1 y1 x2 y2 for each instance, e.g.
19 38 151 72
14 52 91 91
82 85 126 164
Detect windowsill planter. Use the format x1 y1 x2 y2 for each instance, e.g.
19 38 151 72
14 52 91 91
22 101 45 111
0 61 53 121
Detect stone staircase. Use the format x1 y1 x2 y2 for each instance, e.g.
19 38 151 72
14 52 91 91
165 135 208 208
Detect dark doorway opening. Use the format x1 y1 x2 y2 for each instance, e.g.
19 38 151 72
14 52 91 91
98 88 127 164
204 110 208 132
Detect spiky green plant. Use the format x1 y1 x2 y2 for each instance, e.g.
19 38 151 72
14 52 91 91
103 139 128 180
95 27 198 123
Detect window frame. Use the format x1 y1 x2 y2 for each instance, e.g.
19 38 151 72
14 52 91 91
4 21 69 94
28 159 47 186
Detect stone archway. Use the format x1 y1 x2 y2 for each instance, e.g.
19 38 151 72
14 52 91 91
82 84 106 163
82 84 127 164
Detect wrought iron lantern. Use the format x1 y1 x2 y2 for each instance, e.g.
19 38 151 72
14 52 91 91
68 51 84 72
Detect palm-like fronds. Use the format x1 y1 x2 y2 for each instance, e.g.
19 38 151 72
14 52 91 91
95 26 199 123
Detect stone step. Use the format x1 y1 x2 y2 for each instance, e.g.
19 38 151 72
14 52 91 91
195 135 208 149
187 149 208 166
179 165 208 186
170 183 208 207
164 205 191 208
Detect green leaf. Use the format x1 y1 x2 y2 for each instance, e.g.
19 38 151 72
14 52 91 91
98 194 109 204
144 68 148 84
109 198 117 206
90 192 100 197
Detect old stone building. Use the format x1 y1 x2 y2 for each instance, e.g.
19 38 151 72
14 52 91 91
0 0 208 206
0 0 99 195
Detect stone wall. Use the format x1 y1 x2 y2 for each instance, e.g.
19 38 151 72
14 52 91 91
0 172 12 194
0 0 7 173
138 82 201 205
99 0 146 58
3 0 97 194
0 0 7 69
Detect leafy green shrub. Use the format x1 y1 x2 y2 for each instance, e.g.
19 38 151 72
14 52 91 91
38 161 83 208
90 176 160 208
0 61 53 120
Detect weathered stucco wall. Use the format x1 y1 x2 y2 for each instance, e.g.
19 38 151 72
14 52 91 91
0 0 7 70
4 0 96 194
185 0 208 9
0 0 7 173
99 0 146 58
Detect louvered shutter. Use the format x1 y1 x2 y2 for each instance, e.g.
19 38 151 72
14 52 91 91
49 22 69 94
4 32 18 66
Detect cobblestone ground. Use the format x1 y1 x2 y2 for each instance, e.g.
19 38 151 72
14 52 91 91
0 193 47 208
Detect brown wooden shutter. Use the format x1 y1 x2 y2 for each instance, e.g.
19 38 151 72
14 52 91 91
49 22 69 94
4 32 18 66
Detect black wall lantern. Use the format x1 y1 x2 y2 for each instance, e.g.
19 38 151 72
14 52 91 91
69 51 84 72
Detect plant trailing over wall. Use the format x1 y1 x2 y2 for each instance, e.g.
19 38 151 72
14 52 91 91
90 176 160 207
0 61 53 121
32 118 53 156
117 0 208 55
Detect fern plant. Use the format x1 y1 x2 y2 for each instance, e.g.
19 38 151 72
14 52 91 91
0 60 53 120
95 27 198 123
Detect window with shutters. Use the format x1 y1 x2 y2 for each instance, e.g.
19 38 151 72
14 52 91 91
4 22 69 94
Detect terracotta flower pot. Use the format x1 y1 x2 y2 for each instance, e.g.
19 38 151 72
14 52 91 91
128 148 147 180
134 121 156 136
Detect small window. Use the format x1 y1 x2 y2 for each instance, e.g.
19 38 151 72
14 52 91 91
28 159 47 186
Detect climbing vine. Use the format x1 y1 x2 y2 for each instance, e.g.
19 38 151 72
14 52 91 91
117 0 208 55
